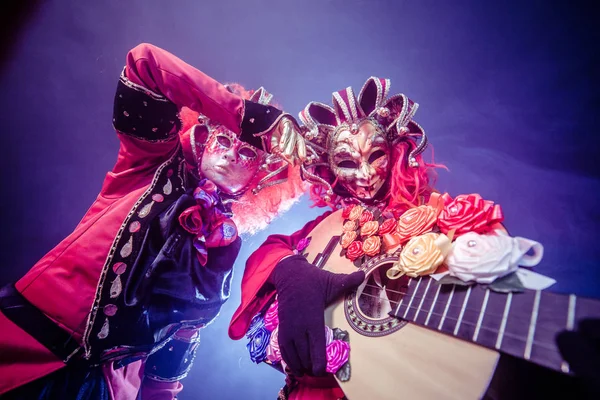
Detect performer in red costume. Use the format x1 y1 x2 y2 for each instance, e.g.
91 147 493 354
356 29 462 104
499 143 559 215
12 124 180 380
229 78 443 399
0 43 306 399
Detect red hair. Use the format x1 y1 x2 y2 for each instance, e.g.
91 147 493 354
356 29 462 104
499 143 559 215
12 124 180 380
178 85 306 235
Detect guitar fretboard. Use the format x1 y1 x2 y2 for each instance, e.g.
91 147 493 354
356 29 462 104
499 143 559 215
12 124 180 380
389 276 600 374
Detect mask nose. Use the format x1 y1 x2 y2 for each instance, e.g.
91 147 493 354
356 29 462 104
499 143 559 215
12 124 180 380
356 162 376 183
222 147 238 163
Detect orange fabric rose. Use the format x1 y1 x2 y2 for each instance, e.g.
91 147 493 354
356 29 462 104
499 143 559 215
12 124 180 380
342 204 355 219
363 236 382 257
343 220 357 232
360 221 379 237
348 205 364 221
359 210 374 226
438 193 504 236
346 241 364 261
395 205 439 243
379 218 396 235
340 231 357 249
382 232 403 253
387 232 452 279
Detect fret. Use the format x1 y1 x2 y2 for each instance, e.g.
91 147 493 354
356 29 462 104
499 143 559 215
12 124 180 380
424 284 441 326
413 278 432 322
454 286 472 336
438 285 455 330
392 279 410 318
566 294 576 331
402 278 421 319
561 294 577 373
524 290 541 360
495 292 512 350
473 289 490 342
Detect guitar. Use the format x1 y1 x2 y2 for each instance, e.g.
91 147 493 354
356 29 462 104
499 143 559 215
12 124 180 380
302 209 600 399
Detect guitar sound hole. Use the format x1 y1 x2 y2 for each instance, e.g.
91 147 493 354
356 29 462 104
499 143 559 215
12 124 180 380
356 262 410 320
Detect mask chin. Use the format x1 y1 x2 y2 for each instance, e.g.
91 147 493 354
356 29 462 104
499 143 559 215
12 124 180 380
333 178 390 204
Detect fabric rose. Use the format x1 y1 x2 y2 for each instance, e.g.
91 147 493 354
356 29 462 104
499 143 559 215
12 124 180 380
379 218 396 235
266 326 282 363
438 193 504 236
340 231 358 249
388 232 452 279
343 220 358 232
178 205 204 235
264 300 279 331
346 241 364 261
247 325 271 363
395 205 438 243
445 230 544 283
246 315 266 339
360 221 379 237
382 232 403 254
342 204 355 219
326 340 350 373
363 236 382 257
296 237 311 253
325 325 334 345
359 210 374 226
348 205 364 221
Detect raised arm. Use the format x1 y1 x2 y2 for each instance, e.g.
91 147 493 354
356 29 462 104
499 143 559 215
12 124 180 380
110 43 289 174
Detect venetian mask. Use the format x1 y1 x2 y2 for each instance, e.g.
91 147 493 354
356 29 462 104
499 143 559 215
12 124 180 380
329 119 391 200
199 128 263 195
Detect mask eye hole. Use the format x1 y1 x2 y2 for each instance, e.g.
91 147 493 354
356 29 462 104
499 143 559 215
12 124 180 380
337 160 359 169
368 150 387 164
238 146 257 159
216 134 232 148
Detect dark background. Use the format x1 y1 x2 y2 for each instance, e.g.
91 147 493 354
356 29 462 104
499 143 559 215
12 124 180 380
1 0 598 398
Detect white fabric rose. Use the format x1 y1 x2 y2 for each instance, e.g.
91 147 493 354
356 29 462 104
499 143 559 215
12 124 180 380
445 230 543 284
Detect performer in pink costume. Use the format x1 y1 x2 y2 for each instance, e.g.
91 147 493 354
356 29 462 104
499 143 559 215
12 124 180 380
229 77 442 399
0 43 306 399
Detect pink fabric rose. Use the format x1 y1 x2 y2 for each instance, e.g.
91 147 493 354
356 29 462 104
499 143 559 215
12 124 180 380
266 326 282 363
264 300 279 331
326 340 350 373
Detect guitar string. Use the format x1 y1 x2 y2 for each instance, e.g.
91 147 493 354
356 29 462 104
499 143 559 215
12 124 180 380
361 282 559 334
356 291 558 352
361 283 563 337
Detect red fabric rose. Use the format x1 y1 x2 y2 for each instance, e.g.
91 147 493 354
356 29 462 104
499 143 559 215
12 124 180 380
346 241 364 261
379 218 397 235
342 204 355 220
359 210 374 226
438 193 504 236
178 205 203 234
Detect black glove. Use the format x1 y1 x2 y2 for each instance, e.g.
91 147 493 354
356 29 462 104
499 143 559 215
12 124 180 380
270 254 365 377
556 318 600 398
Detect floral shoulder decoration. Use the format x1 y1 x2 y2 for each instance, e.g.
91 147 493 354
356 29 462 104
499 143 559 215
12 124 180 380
178 179 239 266
246 297 352 382
339 193 548 293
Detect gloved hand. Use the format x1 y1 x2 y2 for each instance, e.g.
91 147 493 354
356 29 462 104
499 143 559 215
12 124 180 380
269 116 307 166
270 254 365 377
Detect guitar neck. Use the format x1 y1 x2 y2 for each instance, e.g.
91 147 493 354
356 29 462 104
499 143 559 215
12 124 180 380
389 276 600 374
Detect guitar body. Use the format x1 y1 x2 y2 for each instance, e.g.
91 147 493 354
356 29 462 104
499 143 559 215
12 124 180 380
304 210 500 400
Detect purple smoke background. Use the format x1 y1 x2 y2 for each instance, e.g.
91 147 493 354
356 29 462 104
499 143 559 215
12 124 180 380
0 0 598 398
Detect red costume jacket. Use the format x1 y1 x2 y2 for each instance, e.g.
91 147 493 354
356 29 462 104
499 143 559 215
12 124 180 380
0 43 281 399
